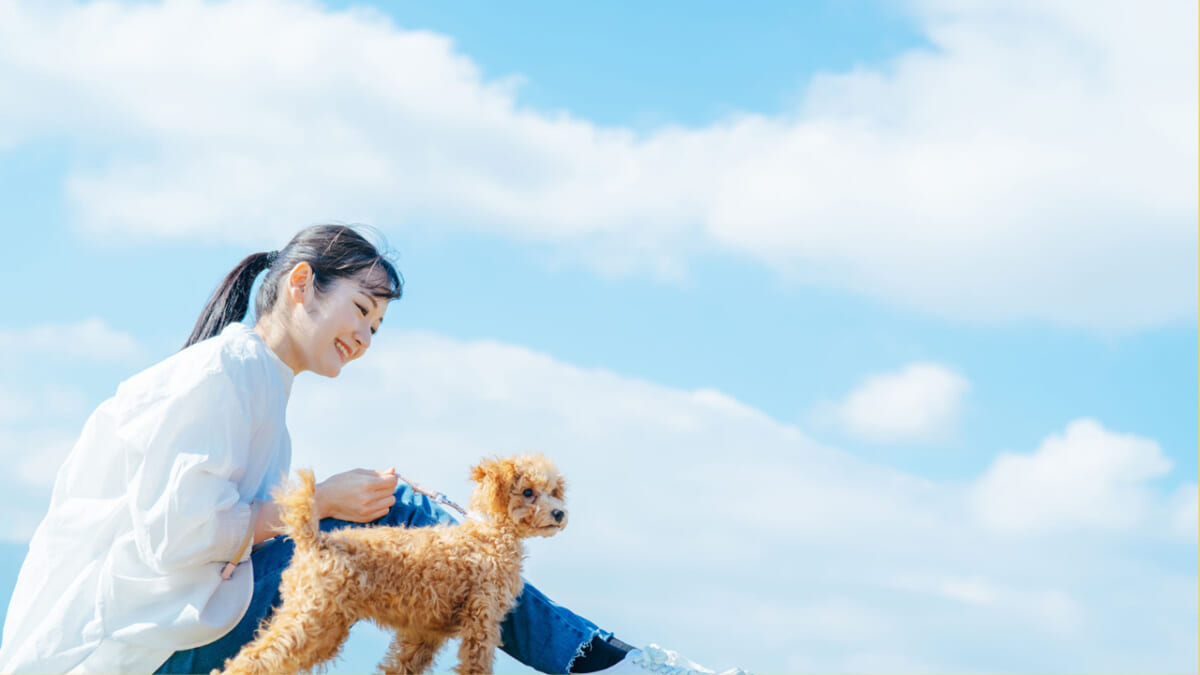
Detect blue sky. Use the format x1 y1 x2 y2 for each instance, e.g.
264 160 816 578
0 0 1196 673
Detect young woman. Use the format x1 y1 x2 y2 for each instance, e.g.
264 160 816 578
0 225 731 675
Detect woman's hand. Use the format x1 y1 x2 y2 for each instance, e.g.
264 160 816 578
313 468 398 523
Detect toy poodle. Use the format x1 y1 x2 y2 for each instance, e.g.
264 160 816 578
218 453 568 675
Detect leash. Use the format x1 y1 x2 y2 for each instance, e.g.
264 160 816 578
395 473 471 521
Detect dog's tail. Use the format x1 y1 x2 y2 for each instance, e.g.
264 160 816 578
275 468 322 553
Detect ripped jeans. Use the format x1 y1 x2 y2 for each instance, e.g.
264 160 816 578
155 484 607 674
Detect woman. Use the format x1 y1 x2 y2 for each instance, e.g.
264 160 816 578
0 225 729 675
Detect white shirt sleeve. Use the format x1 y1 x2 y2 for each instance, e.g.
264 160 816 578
115 361 261 574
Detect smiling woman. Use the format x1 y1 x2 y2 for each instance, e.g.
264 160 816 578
0 224 412 674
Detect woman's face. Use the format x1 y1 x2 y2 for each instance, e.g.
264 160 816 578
294 272 389 377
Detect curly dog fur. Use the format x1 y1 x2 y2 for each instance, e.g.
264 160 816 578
217 453 568 675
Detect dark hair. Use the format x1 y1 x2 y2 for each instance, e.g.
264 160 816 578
183 224 403 349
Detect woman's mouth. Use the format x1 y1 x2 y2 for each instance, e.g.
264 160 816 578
334 339 351 363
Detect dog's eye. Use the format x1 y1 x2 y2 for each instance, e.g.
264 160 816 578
522 488 534 498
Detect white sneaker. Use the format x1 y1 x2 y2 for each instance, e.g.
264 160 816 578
593 643 748 675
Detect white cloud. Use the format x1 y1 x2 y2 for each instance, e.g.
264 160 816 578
0 318 142 365
820 362 969 443
0 336 106 489
0 386 34 424
0 427 79 488
0 383 88 425
0 0 1194 329
882 572 1084 639
0 504 46 543
937 576 1082 637
971 418 1173 534
1170 482 1198 540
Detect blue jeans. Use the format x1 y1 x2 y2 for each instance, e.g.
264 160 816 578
155 484 606 674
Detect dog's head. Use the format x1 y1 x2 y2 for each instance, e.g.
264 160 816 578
469 453 567 538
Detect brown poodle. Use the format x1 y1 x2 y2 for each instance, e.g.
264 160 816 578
218 453 568 675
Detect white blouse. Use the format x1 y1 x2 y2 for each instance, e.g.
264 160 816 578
0 322 294 674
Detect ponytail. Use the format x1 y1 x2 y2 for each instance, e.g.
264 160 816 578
182 225 402 351
183 251 275 349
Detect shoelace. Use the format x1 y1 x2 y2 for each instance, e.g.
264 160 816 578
629 646 712 675
628 654 692 674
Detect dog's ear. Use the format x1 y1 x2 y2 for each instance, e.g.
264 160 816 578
469 461 488 485
552 474 567 500
470 457 518 516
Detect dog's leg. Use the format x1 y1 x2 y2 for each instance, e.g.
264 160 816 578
453 600 503 675
220 600 353 675
379 630 446 675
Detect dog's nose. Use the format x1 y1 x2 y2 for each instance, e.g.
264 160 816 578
552 509 565 524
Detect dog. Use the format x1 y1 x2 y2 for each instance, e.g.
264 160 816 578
218 453 568 675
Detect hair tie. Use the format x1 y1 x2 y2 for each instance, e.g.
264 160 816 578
265 250 279 266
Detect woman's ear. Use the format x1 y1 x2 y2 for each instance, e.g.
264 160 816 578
286 262 315 305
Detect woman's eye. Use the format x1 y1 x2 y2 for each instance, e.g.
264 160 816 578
356 303 368 316
523 488 534 498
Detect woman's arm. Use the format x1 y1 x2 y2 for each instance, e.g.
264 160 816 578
253 468 399 543
121 364 263 573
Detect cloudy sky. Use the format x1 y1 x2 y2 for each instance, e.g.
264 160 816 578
0 0 1196 672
